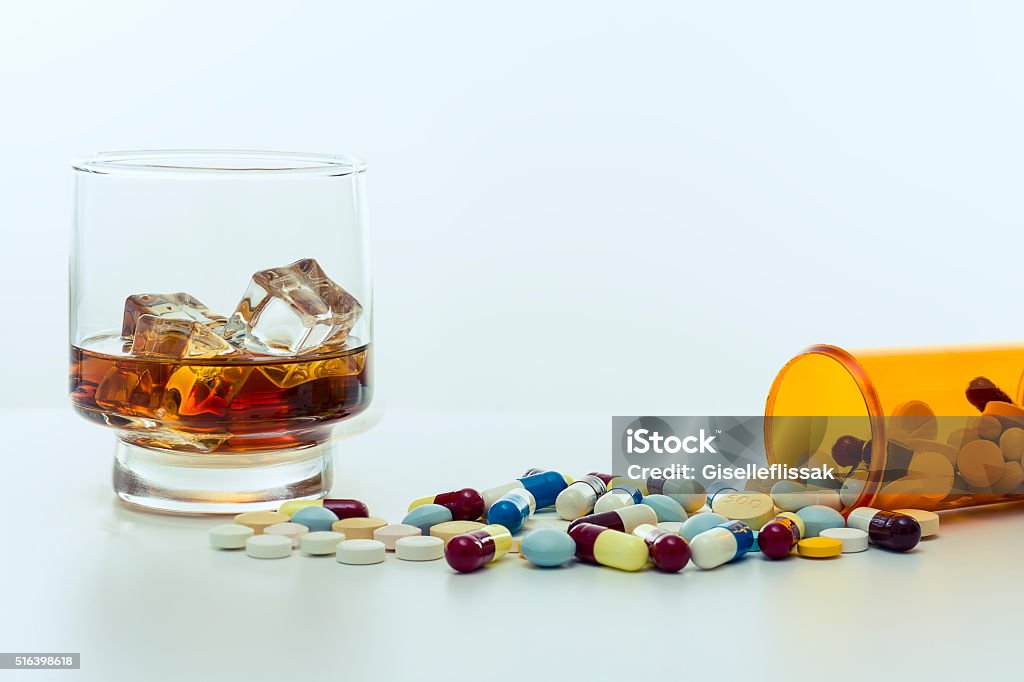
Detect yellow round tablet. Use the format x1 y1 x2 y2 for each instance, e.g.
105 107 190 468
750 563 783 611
710 492 775 530
797 537 842 558
333 516 387 540
429 520 485 545
234 511 290 535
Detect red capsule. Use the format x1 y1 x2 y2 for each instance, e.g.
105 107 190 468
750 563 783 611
758 514 802 560
587 472 616 486
444 524 512 573
633 524 690 572
322 498 369 520
409 488 484 521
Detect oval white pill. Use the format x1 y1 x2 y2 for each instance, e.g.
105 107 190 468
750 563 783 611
337 539 386 565
245 534 292 559
264 522 309 548
209 524 254 549
373 524 422 550
396 535 445 561
893 509 939 537
820 527 868 553
300 531 346 555
656 521 683 534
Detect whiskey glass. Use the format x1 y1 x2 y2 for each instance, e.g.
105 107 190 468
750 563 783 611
69 151 372 513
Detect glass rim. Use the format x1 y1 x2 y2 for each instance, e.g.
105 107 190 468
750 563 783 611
71 149 367 177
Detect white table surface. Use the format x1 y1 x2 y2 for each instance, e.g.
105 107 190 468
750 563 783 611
1 407 1021 681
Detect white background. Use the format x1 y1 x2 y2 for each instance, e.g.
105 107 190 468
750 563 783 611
4 1 1024 414
2 2 1024 681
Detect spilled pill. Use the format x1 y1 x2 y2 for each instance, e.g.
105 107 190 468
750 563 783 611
333 517 388 540
290 506 339 532
300 531 346 555
395 536 444 561
209 524 253 549
337 539 386 565
246 534 292 559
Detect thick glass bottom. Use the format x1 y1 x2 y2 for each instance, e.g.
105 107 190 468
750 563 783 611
113 439 333 514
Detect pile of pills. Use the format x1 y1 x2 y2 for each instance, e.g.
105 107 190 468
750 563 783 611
209 468 941 574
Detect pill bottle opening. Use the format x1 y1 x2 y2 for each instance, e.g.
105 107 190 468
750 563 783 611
764 344 884 513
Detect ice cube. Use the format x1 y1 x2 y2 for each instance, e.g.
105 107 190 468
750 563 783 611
122 292 227 337
95 365 164 416
162 365 253 416
130 315 236 359
223 258 362 356
257 352 367 389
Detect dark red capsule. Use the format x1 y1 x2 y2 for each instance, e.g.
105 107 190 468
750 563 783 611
322 498 369 520
758 519 800 560
433 488 484 521
832 435 865 468
966 377 1013 413
637 527 690 572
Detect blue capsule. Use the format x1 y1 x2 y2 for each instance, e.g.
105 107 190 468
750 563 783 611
487 488 536 534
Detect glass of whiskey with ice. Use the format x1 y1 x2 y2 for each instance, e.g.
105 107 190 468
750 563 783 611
69 151 373 513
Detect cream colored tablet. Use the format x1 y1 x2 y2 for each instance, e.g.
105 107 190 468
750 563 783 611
890 401 937 440
234 511 290 535
209 524 254 549
336 539 386 565
429 520 485 546
820 527 868 553
711 492 775 530
983 400 1024 425
973 415 1003 441
991 461 1024 495
907 439 959 467
957 439 1006 488
906 451 954 496
373 524 422 550
246 534 292 559
946 427 979 449
300 531 346 555
396 536 444 561
264 522 309 548
657 521 684 534
999 428 1024 462
892 509 939 537
333 517 387 540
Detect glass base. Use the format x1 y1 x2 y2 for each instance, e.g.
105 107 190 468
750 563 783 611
113 440 333 514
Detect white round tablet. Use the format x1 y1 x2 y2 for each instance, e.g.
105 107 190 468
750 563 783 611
299 531 346 555
209 524 254 549
395 535 444 561
264 522 309 548
820 527 868 553
893 508 939 537
245 534 292 559
656 521 683 534
336 539 386 565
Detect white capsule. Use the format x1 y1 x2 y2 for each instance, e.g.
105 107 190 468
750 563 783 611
688 521 753 569
555 476 606 520
593 492 636 514
481 482 520 510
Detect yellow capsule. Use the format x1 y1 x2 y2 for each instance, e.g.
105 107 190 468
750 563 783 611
278 499 324 517
569 523 649 571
